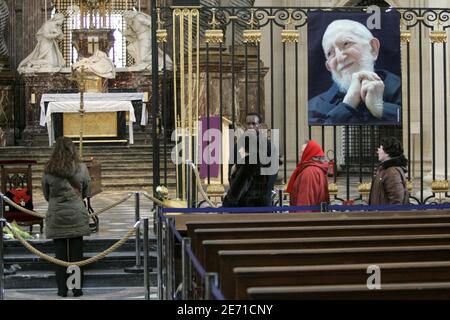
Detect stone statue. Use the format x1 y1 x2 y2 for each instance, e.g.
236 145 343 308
123 11 173 72
0 0 8 56
72 50 116 79
17 13 66 74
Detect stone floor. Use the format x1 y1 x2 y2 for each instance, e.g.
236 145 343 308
4 287 158 300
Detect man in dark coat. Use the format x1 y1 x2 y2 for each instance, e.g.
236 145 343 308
223 131 271 207
308 19 401 125
369 137 409 205
226 112 279 206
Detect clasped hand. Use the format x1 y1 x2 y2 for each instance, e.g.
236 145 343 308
343 71 385 119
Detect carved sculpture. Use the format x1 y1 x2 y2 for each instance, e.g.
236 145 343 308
72 49 116 79
123 11 173 72
17 14 66 74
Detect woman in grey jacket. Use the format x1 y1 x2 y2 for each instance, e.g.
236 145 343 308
42 137 91 297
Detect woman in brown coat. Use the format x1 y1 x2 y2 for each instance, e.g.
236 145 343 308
369 137 409 205
42 137 91 297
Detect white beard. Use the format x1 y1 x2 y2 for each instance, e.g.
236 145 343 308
331 54 376 93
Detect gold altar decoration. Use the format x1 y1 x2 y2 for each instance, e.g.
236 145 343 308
407 180 413 193
72 0 115 59
69 66 90 158
206 184 225 205
63 112 117 138
281 10 299 44
328 183 339 196
281 29 299 44
156 8 168 44
430 14 448 44
173 7 200 201
400 14 411 43
400 29 411 43
205 8 224 44
431 180 449 193
358 182 372 196
430 30 447 43
243 9 261 44
78 0 114 30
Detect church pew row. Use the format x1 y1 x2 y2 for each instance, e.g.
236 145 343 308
234 261 450 299
202 234 450 273
247 282 450 300
171 210 450 232
191 223 450 266
217 245 450 299
185 214 450 236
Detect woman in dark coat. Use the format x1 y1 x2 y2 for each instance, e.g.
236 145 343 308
223 133 271 207
286 140 330 207
42 137 91 297
369 137 409 205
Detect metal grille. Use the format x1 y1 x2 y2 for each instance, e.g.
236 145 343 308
342 125 403 172
53 0 134 67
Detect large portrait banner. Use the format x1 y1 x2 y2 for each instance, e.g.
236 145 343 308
307 10 401 126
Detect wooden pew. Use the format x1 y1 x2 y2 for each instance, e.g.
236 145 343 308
192 223 450 267
202 234 450 273
171 210 450 232
234 261 450 299
247 282 450 299
218 245 450 299
186 214 450 236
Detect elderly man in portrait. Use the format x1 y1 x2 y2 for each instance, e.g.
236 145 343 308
308 19 401 125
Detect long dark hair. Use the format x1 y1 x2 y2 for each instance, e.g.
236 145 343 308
44 137 80 178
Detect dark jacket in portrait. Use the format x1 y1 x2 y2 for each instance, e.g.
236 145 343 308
308 69 401 125
42 163 91 239
368 155 409 205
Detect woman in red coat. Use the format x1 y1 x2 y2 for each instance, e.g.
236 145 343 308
286 140 330 207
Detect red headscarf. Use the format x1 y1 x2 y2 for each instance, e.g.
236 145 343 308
286 140 325 193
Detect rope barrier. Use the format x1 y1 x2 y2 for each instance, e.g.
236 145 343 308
88 193 134 217
1 193 134 219
141 192 165 206
2 196 46 218
189 163 218 208
5 221 139 268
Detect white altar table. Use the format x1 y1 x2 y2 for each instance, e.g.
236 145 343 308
40 93 148 146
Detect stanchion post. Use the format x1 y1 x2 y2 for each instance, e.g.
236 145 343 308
182 237 192 300
186 160 192 208
156 206 164 300
278 189 284 212
0 195 5 300
143 218 150 300
320 202 329 213
124 192 143 273
204 272 219 300
165 217 174 300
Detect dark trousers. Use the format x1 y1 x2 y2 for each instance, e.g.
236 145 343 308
54 237 84 294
